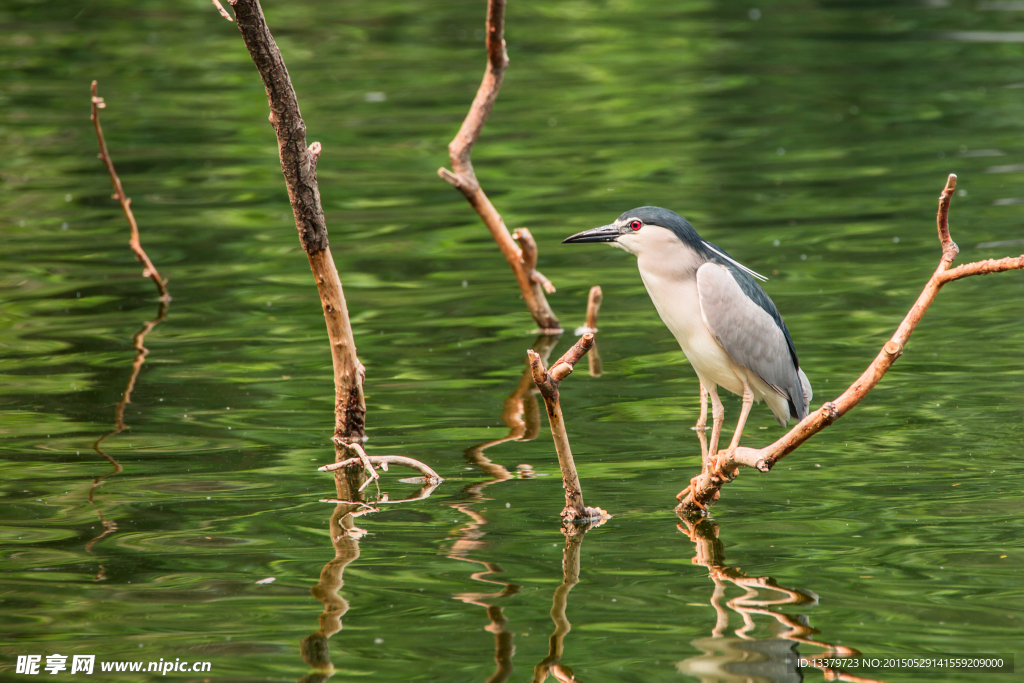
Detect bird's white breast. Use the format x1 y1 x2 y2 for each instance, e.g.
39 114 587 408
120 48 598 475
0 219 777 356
632 236 747 397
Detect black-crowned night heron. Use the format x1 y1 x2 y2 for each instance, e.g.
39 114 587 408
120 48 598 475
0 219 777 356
563 207 811 473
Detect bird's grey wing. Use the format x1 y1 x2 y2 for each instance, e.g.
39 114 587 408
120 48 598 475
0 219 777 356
696 263 804 424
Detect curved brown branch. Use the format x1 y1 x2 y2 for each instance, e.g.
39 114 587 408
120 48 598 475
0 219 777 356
529 334 610 524
90 82 169 302
227 0 365 441
438 0 560 332
680 174 1024 513
513 228 556 294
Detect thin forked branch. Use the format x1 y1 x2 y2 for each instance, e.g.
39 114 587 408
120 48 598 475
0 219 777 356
680 174 1024 513
90 82 169 302
319 443 443 484
529 333 609 524
439 0 560 332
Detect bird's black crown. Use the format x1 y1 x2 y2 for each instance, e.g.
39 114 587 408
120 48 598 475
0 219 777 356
617 206 706 252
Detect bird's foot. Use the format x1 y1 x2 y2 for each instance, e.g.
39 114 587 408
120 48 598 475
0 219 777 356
677 471 706 502
710 450 738 483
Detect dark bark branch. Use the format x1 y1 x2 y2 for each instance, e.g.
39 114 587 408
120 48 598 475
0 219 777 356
438 0 560 332
90 82 169 302
227 0 365 441
528 334 609 524
514 228 556 294
680 174 1024 513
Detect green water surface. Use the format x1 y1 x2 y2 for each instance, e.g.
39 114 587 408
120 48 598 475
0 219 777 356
2 0 1023 681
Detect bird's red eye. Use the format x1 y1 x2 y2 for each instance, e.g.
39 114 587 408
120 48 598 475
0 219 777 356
629 220 642 231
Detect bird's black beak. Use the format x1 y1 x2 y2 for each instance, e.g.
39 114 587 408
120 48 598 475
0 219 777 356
562 224 622 244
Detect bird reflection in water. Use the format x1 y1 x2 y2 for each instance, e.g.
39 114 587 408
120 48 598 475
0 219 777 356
677 513 885 683
86 298 169 579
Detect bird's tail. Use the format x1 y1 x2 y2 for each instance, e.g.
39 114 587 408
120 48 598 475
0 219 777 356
798 368 812 418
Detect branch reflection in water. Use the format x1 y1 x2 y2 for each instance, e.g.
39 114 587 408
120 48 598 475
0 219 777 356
448 333 561 683
86 296 169 578
300 452 439 683
531 523 603 683
677 513 884 683
86 80 170 573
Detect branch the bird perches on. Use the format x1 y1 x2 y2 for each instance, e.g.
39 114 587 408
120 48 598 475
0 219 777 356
529 333 610 526
438 0 561 332
680 174 1024 514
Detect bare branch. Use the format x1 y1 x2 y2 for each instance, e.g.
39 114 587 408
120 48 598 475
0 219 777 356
680 174 1024 513
439 1 560 332
571 286 604 377
227 0 365 441
514 228 556 294
936 174 958 263
211 0 233 21
529 334 608 524
584 286 602 332
549 334 594 382
90 81 169 302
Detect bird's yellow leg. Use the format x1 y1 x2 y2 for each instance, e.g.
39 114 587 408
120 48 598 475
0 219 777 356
706 385 725 468
693 381 708 432
694 416 709 473
714 382 753 479
726 382 754 453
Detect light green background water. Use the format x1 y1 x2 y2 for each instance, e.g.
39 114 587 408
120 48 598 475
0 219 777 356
2 0 1023 680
